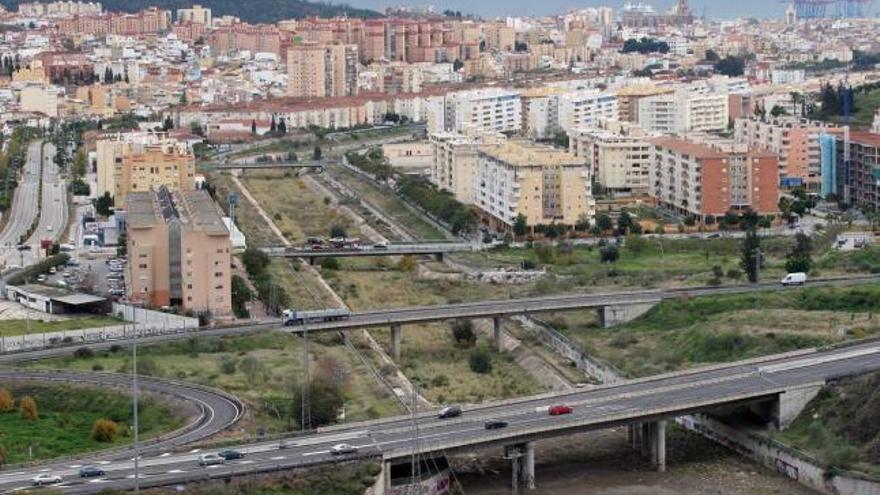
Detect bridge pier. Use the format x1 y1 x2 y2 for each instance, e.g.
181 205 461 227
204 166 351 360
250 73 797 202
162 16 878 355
772 383 824 430
505 442 535 493
435 252 444 262
494 317 503 352
637 421 667 472
308 256 316 265
390 324 402 361
596 302 657 328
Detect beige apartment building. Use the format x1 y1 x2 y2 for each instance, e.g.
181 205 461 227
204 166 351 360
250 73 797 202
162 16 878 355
287 41 358 98
430 129 505 204
127 187 231 314
95 133 196 205
19 85 61 117
569 119 653 197
476 140 595 229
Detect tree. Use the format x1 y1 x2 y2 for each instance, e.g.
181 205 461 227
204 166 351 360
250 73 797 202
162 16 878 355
513 214 528 238
313 145 322 160
785 232 812 274
770 105 788 117
453 58 464 72
600 245 619 263
95 192 113 217
231 274 253 319
595 213 614 233
240 356 265 386
278 118 287 135
740 228 761 283
293 380 344 428
270 115 277 134
451 320 476 347
0 388 13 412
92 419 120 442
469 348 492 373
19 395 37 421
251 119 257 135
714 56 745 77
241 246 270 277
705 49 720 62
330 224 347 238
73 149 87 177
162 115 174 132
617 210 635 234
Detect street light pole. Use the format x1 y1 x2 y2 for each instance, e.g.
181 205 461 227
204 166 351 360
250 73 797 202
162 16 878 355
132 311 140 495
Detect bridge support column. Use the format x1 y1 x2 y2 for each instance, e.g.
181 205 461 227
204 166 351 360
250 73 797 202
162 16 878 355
435 252 444 262
308 257 315 265
772 383 824 430
643 421 666 472
494 317 503 352
596 302 657 328
390 324 402 361
640 423 651 458
522 442 535 490
505 443 535 494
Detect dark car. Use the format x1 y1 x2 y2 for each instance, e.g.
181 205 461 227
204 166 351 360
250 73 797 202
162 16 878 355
438 405 462 419
78 466 105 478
218 449 245 460
484 419 509 430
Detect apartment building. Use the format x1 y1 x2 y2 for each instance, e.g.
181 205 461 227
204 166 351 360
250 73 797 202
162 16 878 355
569 119 652 197
649 136 779 220
287 42 358 98
95 132 195 205
638 89 729 134
127 187 231 314
19 85 61 117
176 4 211 25
821 130 880 210
476 140 595 229
441 88 521 134
520 87 564 140
556 90 619 134
429 129 505 204
616 83 674 122
734 116 833 190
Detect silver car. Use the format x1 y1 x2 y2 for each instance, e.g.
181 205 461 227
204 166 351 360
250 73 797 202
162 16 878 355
330 443 358 455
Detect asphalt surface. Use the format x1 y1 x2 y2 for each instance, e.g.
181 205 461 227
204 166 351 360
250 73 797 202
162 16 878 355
1 276 879 364
0 142 42 267
26 143 66 254
0 369 244 457
2 340 879 494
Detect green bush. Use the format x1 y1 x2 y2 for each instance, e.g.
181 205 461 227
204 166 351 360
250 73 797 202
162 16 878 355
469 348 492 374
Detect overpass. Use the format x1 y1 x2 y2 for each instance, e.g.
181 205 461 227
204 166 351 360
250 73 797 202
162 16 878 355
198 160 327 171
0 340 877 494
261 242 475 263
2 276 879 362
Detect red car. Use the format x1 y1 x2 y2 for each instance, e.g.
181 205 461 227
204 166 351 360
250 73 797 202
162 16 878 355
548 405 573 416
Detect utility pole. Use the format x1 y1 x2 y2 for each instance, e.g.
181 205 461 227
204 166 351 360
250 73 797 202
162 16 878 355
132 313 140 495
754 248 762 285
410 384 422 495
301 329 311 432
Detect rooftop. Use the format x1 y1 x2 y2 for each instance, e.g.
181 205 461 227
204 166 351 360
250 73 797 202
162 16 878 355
126 188 228 236
480 140 580 167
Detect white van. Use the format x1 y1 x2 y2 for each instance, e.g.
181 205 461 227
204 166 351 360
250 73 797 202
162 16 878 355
781 272 807 286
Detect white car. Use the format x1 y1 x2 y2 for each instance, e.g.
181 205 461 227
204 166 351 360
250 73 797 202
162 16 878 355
32 473 62 486
329 443 358 455
198 453 225 466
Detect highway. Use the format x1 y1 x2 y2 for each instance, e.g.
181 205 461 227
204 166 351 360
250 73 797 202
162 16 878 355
262 242 474 259
199 160 326 171
1 276 880 363
25 142 66 264
0 369 244 458
0 142 42 267
1 339 879 494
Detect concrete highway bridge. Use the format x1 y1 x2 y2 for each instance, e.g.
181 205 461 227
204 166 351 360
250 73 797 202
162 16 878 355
0 340 877 494
261 242 475 263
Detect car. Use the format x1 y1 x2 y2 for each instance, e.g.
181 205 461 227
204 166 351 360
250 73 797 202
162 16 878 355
47 225 53 232
373 241 388 249
438 405 462 419
36 274 46 282
548 405 573 416
17 244 31 251
484 419 509 430
78 466 105 478
32 474 62 486
198 453 225 466
781 272 807 286
217 449 244 460
329 443 358 455
49 267 56 274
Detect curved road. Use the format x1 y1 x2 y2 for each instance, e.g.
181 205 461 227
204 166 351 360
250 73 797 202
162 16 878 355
0 142 42 267
27 143 67 253
0 369 244 459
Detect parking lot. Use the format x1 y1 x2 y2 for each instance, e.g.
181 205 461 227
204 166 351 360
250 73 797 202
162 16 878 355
42 253 127 300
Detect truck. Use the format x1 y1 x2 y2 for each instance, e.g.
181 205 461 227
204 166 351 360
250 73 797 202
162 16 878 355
781 272 807 286
282 307 352 326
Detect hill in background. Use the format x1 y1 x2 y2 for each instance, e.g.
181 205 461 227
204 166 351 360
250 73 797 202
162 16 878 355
2 0 382 23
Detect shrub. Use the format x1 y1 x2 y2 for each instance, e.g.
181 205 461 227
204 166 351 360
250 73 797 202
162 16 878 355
726 268 742 280
397 255 417 272
521 259 537 270
19 395 37 421
74 347 95 359
320 257 339 270
219 355 237 374
599 245 619 264
451 320 476 347
469 348 492 374
92 363 104 371
91 418 120 442
0 388 13 412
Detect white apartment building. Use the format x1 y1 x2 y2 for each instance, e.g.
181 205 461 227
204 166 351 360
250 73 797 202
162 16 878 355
771 69 805 85
442 88 522 134
569 119 653 196
638 88 728 134
556 90 618 134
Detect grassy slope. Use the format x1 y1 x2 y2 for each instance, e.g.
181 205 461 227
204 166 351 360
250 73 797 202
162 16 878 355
775 371 880 476
0 383 182 463
26 332 401 432
549 284 880 377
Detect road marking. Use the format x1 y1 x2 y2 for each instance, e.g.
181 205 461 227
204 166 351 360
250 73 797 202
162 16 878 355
188 449 201 453
167 470 184 474
239 460 254 465
270 456 286 461
301 451 325 457
88 479 108 483
96 461 110 465
206 465 220 469
159 453 171 457
69 465 82 468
